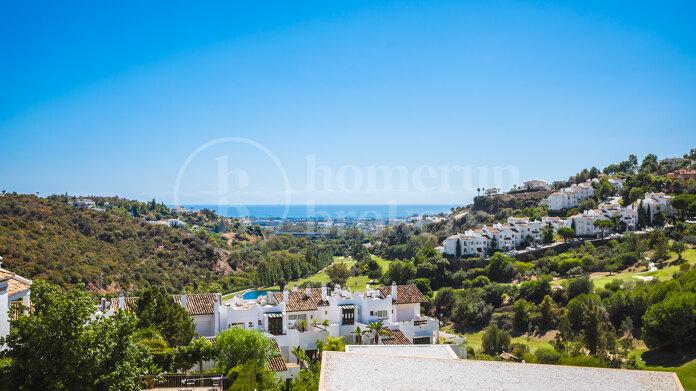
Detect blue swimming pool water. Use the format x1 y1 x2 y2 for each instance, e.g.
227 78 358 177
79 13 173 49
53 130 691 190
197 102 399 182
242 290 278 300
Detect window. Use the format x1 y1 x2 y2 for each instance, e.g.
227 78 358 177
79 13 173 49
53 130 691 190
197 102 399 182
248 321 253 328
376 310 388 319
341 308 355 325
288 314 307 323
268 317 283 335
413 337 430 344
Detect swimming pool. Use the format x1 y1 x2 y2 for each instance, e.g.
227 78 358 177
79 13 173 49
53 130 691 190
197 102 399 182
242 290 278 300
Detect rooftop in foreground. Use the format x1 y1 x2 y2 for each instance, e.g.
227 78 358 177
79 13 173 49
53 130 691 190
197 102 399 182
345 344 458 359
319 351 683 391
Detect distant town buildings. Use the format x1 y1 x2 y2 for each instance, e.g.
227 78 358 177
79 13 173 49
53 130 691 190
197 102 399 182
522 180 551 191
483 188 499 196
666 168 696 184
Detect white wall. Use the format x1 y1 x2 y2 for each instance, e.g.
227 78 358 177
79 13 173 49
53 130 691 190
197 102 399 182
0 281 8 341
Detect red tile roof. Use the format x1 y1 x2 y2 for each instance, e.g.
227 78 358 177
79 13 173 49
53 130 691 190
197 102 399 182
0 269 31 297
110 293 217 315
380 328 412 345
273 288 328 312
266 339 288 372
378 285 428 305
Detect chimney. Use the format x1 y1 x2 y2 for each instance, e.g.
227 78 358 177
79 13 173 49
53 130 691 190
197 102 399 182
118 293 125 310
181 289 187 309
392 281 398 301
306 284 311 298
214 294 221 334
334 284 341 295
235 293 243 306
292 284 298 292
321 283 327 301
283 286 289 304
268 291 276 305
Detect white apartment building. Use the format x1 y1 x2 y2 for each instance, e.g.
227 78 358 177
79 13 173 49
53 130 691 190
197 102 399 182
632 192 677 225
99 282 436 380
442 217 548 257
541 181 595 211
565 203 638 237
522 180 551 191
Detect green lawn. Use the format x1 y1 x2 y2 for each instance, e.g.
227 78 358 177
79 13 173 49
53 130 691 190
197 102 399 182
553 248 696 289
258 254 392 293
633 349 696 391
461 330 555 353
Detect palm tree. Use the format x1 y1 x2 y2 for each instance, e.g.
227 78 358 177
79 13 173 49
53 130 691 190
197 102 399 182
292 346 310 369
477 188 481 196
296 319 309 332
366 320 391 345
351 326 369 344
139 364 164 389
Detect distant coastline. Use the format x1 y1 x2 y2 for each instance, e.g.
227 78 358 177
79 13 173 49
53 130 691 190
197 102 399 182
170 204 455 219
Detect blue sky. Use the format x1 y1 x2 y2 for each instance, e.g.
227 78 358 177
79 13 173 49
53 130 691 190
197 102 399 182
1 1 695 205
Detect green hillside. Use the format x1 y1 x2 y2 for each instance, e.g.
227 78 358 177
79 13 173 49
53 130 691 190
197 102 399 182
0 194 252 293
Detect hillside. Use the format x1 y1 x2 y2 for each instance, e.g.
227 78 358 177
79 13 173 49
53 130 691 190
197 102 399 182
470 190 554 214
0 194 256 293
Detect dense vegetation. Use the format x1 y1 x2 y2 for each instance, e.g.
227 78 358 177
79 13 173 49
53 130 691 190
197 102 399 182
0 194 357 295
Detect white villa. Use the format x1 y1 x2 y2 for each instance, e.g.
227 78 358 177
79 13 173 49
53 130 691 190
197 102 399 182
98 282 436 380
0 263 32 341
541 181 595 211
522 180 551 191
632 192 677 225
483 188 499 196
566 203 638 237
442 216 550 257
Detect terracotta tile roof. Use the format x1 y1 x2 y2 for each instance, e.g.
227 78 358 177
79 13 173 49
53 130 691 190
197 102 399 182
273 288 328 312
380 328 411 345
378 285 428 305
266 339 288 372
110 293 217 315
109 297 138 312
0 269 32 297
172 293 217 315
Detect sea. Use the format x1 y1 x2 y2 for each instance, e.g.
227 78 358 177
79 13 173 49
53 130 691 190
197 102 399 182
172 204 454 219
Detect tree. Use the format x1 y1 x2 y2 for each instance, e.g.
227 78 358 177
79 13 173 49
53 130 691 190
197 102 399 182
486 253 515 282
481 324 511 356
0 281 150 391
433 287 457 315
135 286 196 347
512 299 532 330
326 263 352 287
176 337 214 374
582 297 608 356
366 320 391 345
381 260 416 285
455 239 462 258
351 326 368 344
593 219 614 238
642 292 696 349
539 295 558 330
214 328 275 374
542 223 554 244
671 240 687 261
558 227 575 242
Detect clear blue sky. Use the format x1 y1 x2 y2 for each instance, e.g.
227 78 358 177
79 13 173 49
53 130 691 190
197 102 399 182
1 1 695 205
